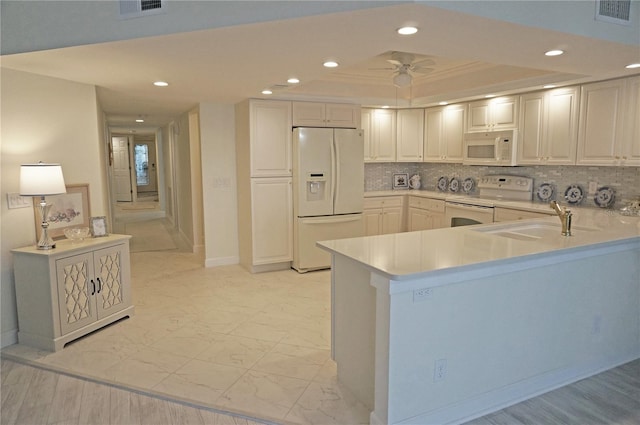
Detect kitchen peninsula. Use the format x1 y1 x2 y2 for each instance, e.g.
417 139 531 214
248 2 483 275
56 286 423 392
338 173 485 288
318 209 640 425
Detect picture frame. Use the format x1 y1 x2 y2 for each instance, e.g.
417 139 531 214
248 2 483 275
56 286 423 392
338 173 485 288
90 216 108 237
393 173 409 190
33 183 90 240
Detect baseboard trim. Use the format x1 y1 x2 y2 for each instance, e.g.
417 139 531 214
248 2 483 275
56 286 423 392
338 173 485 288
205 256 239 267
1 329 18 349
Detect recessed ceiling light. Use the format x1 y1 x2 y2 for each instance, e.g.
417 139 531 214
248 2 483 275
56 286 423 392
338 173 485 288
261 89 273 95
153 81 169 87
136 119 144 123
543 84 557 89
485 94 496 98
545 49 564 57
381 105 390 109
626 63 640 69
397 26 418 35
323 60 339 68
287 78 300 84
439 101 448 106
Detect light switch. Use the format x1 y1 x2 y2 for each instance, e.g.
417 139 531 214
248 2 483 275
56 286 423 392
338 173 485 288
7 192 32 209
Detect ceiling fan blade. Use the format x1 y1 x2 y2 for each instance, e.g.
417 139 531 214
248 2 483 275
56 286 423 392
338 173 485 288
411 58 436 67
368 67 397 72
387 59 404 66
411 67 434 74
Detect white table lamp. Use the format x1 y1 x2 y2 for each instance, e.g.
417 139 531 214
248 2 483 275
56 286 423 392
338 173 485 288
20 162 67 249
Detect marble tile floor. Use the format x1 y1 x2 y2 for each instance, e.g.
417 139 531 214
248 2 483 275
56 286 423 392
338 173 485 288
2 242 370 425
4 218 639 425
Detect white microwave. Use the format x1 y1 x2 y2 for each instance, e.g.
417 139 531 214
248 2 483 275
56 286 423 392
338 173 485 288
463 130 517 166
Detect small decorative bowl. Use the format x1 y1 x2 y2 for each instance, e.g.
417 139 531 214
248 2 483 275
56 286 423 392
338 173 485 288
64 227 90 242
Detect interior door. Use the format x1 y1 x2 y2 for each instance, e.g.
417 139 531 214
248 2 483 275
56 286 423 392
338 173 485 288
111 136 133 202
134 140 158 194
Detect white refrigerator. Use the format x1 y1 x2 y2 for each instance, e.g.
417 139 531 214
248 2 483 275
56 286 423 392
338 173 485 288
292 127 365 272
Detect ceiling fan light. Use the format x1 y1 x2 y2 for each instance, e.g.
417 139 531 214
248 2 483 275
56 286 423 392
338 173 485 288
393 72 412 87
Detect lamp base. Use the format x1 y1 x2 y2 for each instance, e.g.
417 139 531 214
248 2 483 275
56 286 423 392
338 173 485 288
37 199 56 250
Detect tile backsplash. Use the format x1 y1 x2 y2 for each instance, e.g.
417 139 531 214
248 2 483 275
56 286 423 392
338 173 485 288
365 163 640 208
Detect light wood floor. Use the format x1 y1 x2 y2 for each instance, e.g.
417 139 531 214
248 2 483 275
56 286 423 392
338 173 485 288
465 358 640 425
3 357 639 425
1 359 270 425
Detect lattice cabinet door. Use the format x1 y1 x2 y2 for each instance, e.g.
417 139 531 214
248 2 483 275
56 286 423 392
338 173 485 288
94 245 127 318
56 252 98 335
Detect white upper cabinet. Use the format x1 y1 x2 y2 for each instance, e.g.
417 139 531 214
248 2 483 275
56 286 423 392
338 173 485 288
293 102 360 128
423 104 465 162
576 78 639 166
622 76 640 166
250 100 292 177
467 96 518 132
362 108 396 162
518 87 579 165
396 109 424 162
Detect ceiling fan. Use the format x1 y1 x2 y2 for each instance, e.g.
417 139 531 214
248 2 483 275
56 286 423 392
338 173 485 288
371 52 435 88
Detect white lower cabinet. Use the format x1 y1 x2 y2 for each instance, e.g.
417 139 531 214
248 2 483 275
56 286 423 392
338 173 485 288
363 196 404 236
407 196 446 231
12 235 134 351
249 177 293 268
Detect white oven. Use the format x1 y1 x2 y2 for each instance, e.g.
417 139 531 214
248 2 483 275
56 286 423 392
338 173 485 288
444 175 534 227
445 201 494 227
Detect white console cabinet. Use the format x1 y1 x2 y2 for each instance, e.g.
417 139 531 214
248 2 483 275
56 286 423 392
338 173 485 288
11 234 134 351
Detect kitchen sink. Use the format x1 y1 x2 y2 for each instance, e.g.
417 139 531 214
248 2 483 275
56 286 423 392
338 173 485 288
474 222 598 241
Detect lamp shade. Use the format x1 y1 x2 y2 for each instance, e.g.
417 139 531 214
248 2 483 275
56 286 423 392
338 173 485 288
19 163 67 196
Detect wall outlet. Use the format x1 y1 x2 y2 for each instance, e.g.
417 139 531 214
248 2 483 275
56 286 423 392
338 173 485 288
434 358 447 382
413 287 433 302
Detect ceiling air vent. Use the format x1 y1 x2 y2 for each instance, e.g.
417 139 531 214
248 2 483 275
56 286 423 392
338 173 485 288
119 0 166 19
595 0 631 25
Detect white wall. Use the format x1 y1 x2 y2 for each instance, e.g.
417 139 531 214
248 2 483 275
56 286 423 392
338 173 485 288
1 69 106 347
174 112 195 249
198 103 239 267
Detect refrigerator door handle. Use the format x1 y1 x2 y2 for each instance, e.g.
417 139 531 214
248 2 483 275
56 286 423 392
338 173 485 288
331 138 337 210
301 215 362 225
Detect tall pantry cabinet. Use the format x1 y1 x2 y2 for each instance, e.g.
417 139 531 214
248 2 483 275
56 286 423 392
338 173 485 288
236 99 293 272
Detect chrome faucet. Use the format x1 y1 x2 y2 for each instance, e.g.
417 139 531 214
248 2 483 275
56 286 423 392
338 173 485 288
550 201 572 236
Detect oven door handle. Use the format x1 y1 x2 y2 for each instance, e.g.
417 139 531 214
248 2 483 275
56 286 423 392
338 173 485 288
446 202 493 210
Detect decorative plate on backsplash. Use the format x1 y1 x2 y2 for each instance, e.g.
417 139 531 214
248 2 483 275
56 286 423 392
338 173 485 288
462 177 475 194
536 183 555 202
594 186 615 208
437 176 449 192
564 184 584 205
448 177 460 192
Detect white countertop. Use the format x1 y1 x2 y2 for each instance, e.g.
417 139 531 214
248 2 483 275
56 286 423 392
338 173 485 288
318 208 640 281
